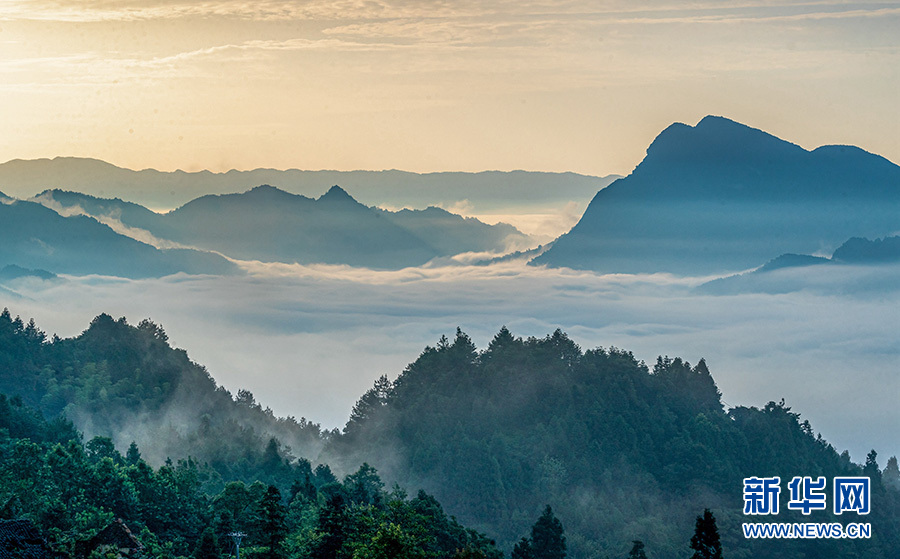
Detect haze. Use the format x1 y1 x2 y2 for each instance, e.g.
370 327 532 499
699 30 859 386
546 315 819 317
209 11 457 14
5 258 898 464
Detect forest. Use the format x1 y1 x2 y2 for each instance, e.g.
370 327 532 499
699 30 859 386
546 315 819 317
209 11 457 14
1 310 898 558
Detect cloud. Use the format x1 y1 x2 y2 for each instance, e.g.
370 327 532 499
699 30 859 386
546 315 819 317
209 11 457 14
5 260 898 464
28 192 193 250
5 1 899 24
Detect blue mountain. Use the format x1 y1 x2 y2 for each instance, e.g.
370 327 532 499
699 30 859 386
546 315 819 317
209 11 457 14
36 186 531 269
0 200 237 278
532 116 900 274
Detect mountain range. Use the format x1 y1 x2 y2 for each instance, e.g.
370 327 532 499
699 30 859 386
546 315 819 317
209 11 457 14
533 116 900 274
0 157 617 212
0 198 238 278
699 235 900 294
4 116 898 278
32 185 531 270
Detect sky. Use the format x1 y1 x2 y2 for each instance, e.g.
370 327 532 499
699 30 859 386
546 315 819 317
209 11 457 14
0 0 897 466
1 1 899 176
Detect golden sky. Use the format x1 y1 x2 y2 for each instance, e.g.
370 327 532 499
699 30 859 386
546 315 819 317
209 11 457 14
1 1 898 175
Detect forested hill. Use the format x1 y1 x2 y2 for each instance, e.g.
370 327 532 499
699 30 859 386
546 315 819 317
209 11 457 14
0 309 325 483
2 311 899 557
325 328 900 558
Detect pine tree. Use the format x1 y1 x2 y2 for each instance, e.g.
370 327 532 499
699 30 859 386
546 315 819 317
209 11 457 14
255 485 287 559
510 537 534 559
689 509 723 559
126 441 142 465
864 450 883 490
530 505 566 559
884 456 900 490
627 540 648 559
194 527 221 559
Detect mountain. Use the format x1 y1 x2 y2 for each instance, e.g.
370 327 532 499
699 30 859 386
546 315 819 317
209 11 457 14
150 185 441 268
0 310 324 479
832 235 900 263
699 235 900 294
377 205 529 255
34 186 532 269
0 264 57 282
0 200 238 278
2 311 898 557
324 327 900 558
532 116 900 274
0 156 618 212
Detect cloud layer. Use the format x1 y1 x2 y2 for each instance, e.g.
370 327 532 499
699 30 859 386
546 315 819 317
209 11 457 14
3 259 897 463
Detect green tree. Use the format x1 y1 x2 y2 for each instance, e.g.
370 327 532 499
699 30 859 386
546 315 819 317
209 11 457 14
510 537 535 559
884 456 900 490
627 540 647 559
528 506 565 559
255 485 287 559
194 527 221 559
864 450 883 490
689 509 723 559
126 441 142 465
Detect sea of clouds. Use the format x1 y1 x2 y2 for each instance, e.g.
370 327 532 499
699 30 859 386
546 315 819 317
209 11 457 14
3 258 898 463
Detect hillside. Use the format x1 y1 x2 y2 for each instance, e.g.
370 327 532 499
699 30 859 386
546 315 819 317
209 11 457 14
0 309 324 484
2 311 898 557
34 186 532 269
0 200 237 278
533 116 900 274
325 328 900 558
0 393 504 559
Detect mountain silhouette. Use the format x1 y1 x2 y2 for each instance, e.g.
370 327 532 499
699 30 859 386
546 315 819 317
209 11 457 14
0 200 237 278
0 157 617 211
533 116 900 274
697 235 900 294
36 186 531 269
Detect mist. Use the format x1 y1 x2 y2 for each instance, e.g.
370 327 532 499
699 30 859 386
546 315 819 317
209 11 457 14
2 259 897 463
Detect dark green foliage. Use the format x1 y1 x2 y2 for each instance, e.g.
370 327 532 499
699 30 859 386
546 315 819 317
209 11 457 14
254 485 287 559
194 527 220 559
510 506 566 559
0 394 502 559
864 450 883 490
627 540 647 559
529 506 565 559
510 537 534 559
325 326 898 558
2 312 898 558
689 509 723 559
0 309 324 488
884 456 900 490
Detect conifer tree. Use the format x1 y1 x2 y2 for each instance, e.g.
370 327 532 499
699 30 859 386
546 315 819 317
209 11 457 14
255 485 287 559
884 456 900 490
530 505 566 559
689 509 723 559
627 540 648 559
510 537 534 559
194 527 221 559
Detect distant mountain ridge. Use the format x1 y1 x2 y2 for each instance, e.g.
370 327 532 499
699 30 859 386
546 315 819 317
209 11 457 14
32 185 532 270
699 235 900 294
0 157 618 211
0 199 238 278
533 116 900 274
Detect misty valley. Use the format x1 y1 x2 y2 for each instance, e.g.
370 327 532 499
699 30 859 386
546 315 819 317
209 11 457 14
1 116 899 558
